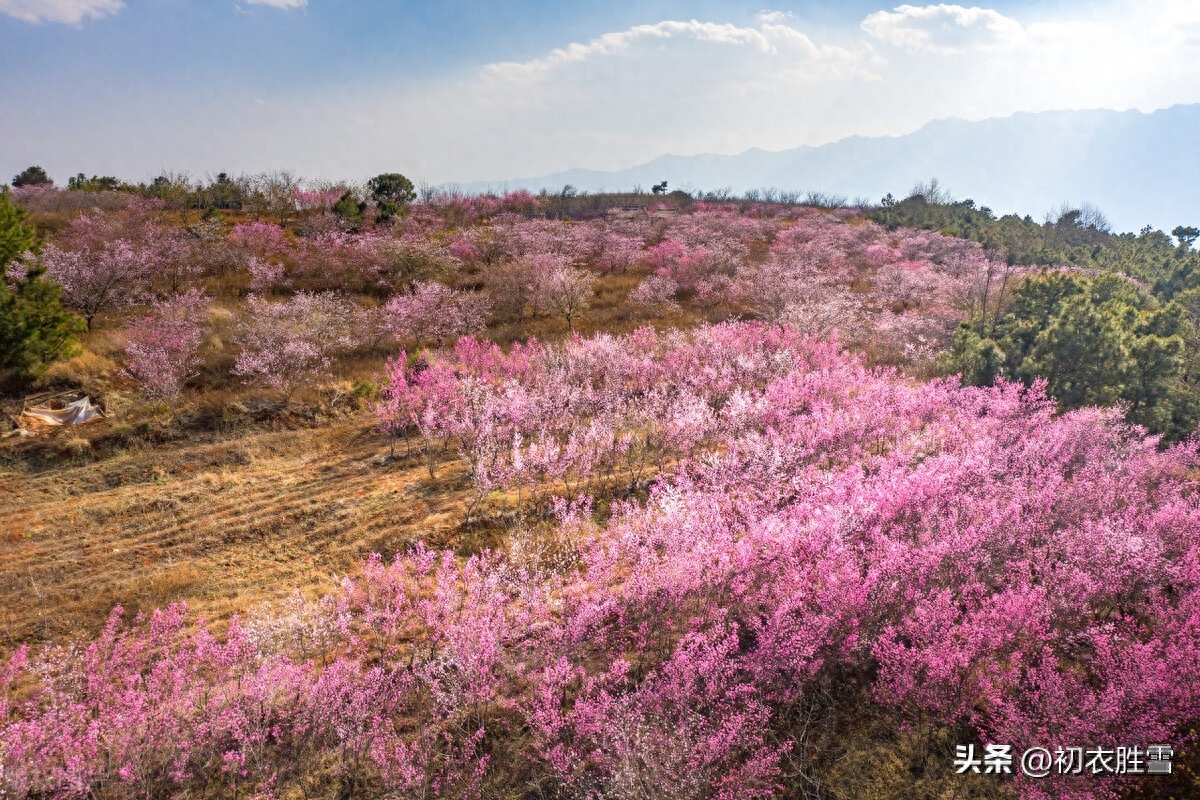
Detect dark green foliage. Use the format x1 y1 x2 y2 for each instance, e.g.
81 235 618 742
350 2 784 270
367 173 416 207
67 174 123 192
142 172 199 214
945 271 1193 439
869 193 1200 298
332 190 366 223
543 184 581 220
879 191 1200 440
203 172 244 210
945 326 1005 387
367 173 416 221
0 189 35 267
1169 287 1200 436
11 166 52 187
0 190 84 384
1 265 85 378
1173 225 1199 248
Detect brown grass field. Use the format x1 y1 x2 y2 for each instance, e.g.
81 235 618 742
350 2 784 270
0 411 475 650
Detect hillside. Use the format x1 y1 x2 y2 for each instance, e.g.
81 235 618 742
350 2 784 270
2 187 1199 799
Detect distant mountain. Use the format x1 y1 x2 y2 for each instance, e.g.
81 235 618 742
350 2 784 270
465 105 1200 234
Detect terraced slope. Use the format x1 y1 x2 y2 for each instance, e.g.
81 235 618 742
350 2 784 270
0 415 482 651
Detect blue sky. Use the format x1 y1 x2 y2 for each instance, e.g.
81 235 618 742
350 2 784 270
2 0 1197 185
1 2 983 79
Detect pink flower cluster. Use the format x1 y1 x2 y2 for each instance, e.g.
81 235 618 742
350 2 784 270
37 206 193 328
227 222 288 257
291 187 345 213
122 289 210 400
381 281 492 345
232 291 358 392
376 324 834 508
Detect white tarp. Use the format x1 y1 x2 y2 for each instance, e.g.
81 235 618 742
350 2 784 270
21 396 104 426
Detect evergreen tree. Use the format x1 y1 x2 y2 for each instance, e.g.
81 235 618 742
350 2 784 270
0 190 84 383
945 271 1192 439
11 165 52 187
332 190 365 223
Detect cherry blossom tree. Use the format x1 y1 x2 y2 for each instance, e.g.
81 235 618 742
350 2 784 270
291 186 345 214
381 282 491 346
227 221 288 258
37 209 175 330
527 257 595 331
122 289 209 400
245 256 289 292
627 275 680 313
232 291 356 393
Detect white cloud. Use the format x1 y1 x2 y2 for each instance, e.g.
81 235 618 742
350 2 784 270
756 10 794 24
384 2 1200 180
0 0 123 24
245 0 306 8
479 18 863 88
862 4 1023 54
481 20 788 82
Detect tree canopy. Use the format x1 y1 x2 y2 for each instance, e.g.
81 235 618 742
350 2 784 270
11 166 52 187
367 173 416 206
870 192 1200 298
945 270 1194 439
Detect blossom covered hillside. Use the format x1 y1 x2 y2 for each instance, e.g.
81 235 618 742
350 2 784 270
10 187 1015 394
3 323 1199 799
3 183 1199 799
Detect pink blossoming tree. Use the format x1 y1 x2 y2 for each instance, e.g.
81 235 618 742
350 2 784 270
232 291 357 393
122 289 210 400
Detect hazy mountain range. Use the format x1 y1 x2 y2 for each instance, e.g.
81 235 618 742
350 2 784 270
466 104 1200 234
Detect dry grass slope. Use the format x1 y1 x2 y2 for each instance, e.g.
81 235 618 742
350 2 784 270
0 413 491 651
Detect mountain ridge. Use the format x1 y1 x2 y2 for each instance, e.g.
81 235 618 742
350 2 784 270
462 104 1200 233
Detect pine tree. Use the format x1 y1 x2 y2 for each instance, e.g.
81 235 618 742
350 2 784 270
0 190 84 383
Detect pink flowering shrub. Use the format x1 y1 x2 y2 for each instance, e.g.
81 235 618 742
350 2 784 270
381 281 492 346
484 217 597 264
122 289 209 399
9 183 137 215
37 207 188 329
646 239 715 293
594 231 645 272
232 291 357 392
500 189 542 216
227 222 288 258
627 274 680 313
445 232 485 264
285 231 384 293
292 187 345 213
527 257 595 330
377 324 879 512
245 256 289 292
709 214 1025 368
371 235 460 291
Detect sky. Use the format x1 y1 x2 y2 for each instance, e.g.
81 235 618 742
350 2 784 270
2 0 1199 187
